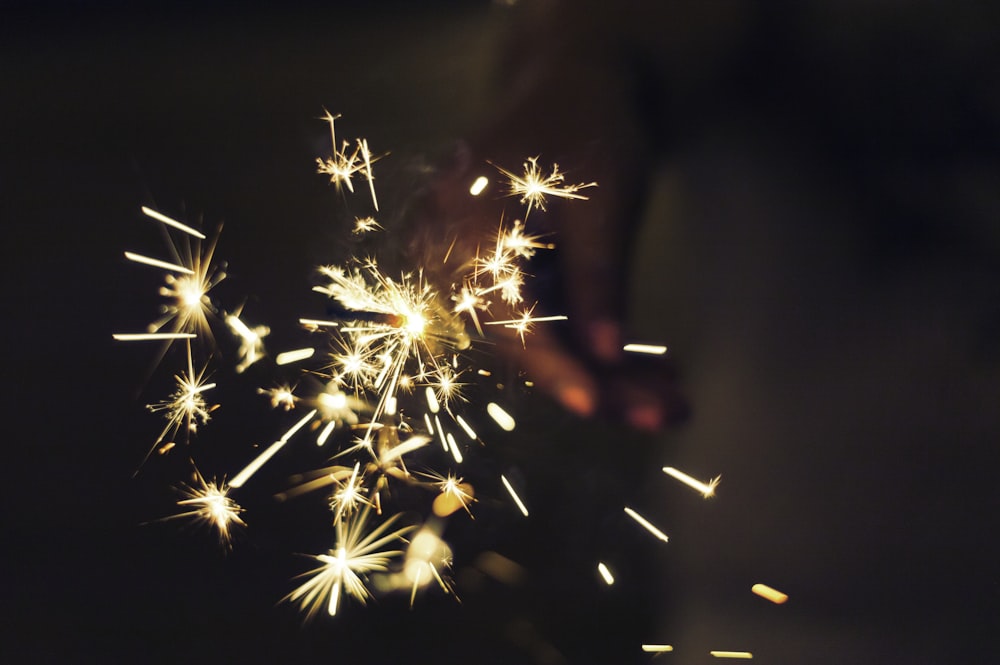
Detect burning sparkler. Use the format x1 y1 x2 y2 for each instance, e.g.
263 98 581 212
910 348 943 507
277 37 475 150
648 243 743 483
119 114 749 654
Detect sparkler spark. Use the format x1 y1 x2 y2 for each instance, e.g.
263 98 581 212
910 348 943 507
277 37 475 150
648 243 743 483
226 312 269 373
169 469 245 546
751 583 788 604
623 343 668 355
284 507 413 619
125 209 226 341
623 506 670 543
501 474 529 517
662 466 721 499
316 110 383 211
139 340 217 469
494 156 597 215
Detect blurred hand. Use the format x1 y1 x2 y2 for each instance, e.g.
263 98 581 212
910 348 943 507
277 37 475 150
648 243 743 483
407 136 687 432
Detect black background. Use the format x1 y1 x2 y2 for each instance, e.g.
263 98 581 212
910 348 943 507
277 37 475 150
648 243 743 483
3 2 999 663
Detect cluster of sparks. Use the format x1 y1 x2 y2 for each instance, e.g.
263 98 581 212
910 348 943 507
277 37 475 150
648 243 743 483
115 113 783 658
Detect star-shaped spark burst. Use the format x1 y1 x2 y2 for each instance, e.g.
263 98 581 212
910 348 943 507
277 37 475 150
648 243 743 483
169 468 245 547
316 110 384 211
494 156 596 216
352 216 383 235
117 207 226 353
140 340 217 469
284 507 414 619
329 462 371 524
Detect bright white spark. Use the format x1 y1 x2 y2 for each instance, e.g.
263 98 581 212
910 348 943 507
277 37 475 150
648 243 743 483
641 645 674 653
141 206 206 239
662 466 721 499
230 409 317 488
623 343 668 355
710 652 753 659
353 216 382 234
299 318 341 329
113 332 196 341
316 111 384 211
276 348 315 365
124 251 194 275
455 415 477 440
597 562 615 585
469 175 489 196
494 156 597 216
501 474 529 517
142 342 216 467
284 507 413 619
485 308 567 346
171 470 245 546
487 403 516 431
624 507 669 543
329 462 370 524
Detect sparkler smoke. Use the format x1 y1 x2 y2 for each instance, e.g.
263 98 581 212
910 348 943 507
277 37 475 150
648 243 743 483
117 113 762 655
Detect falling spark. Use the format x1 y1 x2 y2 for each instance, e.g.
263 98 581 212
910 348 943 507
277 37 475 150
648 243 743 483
284 507 413 619
124 251 194 275
641 645 674 653
276 348 315 365
597 562 615 585
468 175 489 196
230 409 317 488
425 386 440 414
662 466 721 499
710 652 753 659
141 205 206 239
487 402 516 431
113 332 196 341
623 343 668 355
501 474 529 517
624 507 669 543
299 318 341 329
751 583 788 604
455 414 477 440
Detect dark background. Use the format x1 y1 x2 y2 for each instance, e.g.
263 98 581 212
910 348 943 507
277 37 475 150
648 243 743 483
3 2 999 663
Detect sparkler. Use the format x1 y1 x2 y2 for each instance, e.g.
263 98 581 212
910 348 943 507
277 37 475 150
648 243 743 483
122 114 766 656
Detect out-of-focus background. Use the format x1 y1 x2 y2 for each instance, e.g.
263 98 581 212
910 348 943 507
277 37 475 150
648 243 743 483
3 1 999 663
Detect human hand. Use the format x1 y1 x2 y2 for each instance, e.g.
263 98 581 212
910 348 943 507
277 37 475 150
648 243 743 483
406 137 688 432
